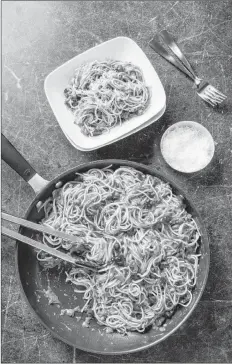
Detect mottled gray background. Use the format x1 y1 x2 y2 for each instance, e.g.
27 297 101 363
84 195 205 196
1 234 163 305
2 1 232 362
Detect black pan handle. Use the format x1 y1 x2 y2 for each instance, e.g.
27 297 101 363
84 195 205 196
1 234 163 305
2 133 37 182
1 133 49 194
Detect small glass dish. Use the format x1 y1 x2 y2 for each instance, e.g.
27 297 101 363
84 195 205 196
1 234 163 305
160 121 215 173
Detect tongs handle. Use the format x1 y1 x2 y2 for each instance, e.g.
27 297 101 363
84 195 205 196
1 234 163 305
2 212 78 243
160 30 199 80
149 35 198 82
1 225 77 265
1 220 99 271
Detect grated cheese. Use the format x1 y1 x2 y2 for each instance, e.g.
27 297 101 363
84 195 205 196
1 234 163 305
161 124 214 173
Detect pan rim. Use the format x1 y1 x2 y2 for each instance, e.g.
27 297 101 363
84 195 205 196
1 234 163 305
15 159 210 355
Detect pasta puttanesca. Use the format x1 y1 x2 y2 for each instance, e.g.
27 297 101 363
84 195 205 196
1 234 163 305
64 60 150 136
38 167 200 334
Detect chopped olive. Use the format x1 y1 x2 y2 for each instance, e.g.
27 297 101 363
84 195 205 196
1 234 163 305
72 100 78 107
114 254 125 266
87 309 94 317
70 244 88 257
75 175 83 182
165 309 174 318
127 228 136 237
131 273 140 281
159 276 166 286
148 295 157 305
71 96 81 107
92 130 103 136
112 192 120 200
114 242 120 251
180 295 190 305
155 316 166 327
145 201 153 209
116 65 124 72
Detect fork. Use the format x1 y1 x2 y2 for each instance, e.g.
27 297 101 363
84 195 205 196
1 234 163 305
149 30 227 107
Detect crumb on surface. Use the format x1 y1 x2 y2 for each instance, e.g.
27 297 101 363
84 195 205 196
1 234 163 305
43 286 60 305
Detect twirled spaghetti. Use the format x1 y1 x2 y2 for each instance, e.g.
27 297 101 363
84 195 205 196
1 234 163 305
64 60 150 136
38 167 200 334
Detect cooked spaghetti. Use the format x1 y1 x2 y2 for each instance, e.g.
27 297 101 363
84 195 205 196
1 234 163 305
38 167 200 334
64 60 150 136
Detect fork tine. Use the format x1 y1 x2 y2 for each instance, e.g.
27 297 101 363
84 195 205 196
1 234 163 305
212 95 226 103
205 89 226 103
205 99 217 107
208 91 225 102
209 94 226 104
204 87 226 100
213 91 227 100
207 96 224 105
208 86 227 99
198 93 217 107
201 91 218 103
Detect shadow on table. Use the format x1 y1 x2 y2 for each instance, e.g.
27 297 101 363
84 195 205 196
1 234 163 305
93 110 224 189
95 114 172 164
163 150 224 187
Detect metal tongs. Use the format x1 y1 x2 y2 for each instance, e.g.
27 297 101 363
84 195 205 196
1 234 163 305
1 212 100 272
149 30 227 107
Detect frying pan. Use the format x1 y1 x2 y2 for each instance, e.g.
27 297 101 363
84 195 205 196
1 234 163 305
1 134 210 354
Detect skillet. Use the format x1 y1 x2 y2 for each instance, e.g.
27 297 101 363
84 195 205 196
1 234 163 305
1 134 210 354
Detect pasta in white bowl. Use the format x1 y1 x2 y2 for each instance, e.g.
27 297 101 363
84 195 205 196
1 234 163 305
44 37 166 151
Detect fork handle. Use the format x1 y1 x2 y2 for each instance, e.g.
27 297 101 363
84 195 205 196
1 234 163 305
149 37 196 81
160 30 200 83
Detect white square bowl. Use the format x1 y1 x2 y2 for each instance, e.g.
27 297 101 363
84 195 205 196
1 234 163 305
44 36 166 151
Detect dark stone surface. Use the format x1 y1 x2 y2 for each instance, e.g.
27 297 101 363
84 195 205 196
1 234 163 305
1 1 232 362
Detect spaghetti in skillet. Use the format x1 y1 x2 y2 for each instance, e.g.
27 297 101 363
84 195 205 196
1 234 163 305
38 167 200 334
64 60 150 136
